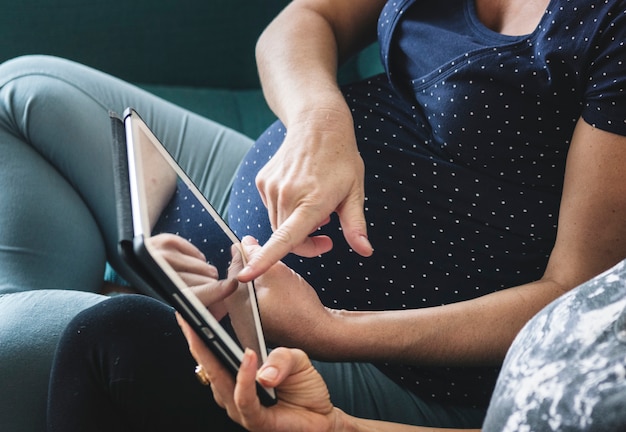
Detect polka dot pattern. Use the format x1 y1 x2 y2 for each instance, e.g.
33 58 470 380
153 180 234 279
224 0 626 409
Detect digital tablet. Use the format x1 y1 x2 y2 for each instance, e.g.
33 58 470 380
122 108 276 406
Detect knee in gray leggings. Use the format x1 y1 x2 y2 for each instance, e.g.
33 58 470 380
0 290 106 432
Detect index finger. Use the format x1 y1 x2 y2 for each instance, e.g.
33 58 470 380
236 210 333 282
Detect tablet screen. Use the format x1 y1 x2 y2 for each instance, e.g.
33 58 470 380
124 109 275 403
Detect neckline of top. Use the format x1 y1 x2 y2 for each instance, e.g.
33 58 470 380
465 0 555 44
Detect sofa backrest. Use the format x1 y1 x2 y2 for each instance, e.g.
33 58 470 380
0 0 382 89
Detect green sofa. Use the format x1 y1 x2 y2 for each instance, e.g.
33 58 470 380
1 0 382 140
0 1 382 431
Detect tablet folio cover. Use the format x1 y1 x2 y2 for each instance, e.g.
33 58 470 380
108 111 166 301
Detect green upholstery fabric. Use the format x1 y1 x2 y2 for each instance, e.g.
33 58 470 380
1 0 382 139
140 84 278 140
1 0 287 89
0 290 106 432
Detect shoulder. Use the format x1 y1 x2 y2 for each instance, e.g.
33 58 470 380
541 0 626 44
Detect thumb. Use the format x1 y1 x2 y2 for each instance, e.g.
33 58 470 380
235 236 263 273
228 238 256 277
257 347 311 387
337 197 373 257
240 236 261 257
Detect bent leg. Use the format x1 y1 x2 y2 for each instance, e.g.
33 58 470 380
47 295 245 432
46 295 484 431
0 290 106 432
0 55 253 292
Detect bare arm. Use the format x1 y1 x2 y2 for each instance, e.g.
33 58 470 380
251 120 626 365
339 414 480 432
324 120 626 364
179 316 480 432
255 0 383 123
238 0 385 281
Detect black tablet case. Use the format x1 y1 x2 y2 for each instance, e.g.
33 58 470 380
108 111 167 302
107 111 277 406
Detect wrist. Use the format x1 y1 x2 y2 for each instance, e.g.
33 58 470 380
280 103 357 160
322 308 424 364
286 95 353 132
332 408 358 432
319 309 364 360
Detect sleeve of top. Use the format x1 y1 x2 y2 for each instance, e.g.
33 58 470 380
581 5 626 137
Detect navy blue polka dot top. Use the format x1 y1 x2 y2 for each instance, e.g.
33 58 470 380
226 0 626 408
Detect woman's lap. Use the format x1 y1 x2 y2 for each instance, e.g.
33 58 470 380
48 295 484 430
0 57 488 429
316 360 485 428
47 294 245 432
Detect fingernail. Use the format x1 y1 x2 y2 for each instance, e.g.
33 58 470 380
242 235 256 245
242 348 254 367
175 312 184 327
361 235 373 252
238 266 251 280
258 366 278 382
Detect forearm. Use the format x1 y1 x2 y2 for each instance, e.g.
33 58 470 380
256 5 342 124
302 122 626 365
321 278 569 365
336 408 480 432
255 0 381 126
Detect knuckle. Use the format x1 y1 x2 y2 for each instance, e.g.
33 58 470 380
270 227 295 248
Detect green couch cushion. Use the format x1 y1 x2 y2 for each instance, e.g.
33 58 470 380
1 0 382 92
0 0 290 88
140 84 277 139
138 42 384 140
1 0 383 141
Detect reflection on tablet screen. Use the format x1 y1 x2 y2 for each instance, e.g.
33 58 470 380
128 113 267 370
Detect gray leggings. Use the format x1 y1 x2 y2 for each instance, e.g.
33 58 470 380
0 55 252 431
0 55 253 293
